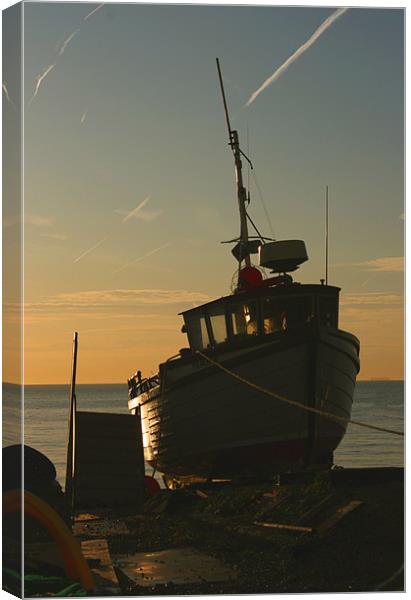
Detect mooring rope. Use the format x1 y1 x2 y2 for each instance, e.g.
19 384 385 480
196 351 404 437
374 563 404 591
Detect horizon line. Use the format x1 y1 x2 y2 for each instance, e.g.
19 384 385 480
3 378 405 386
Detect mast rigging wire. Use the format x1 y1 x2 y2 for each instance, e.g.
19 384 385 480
251 170 276 239
246 212 265 243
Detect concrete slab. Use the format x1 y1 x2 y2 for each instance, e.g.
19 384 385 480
114 547 237 587
74 518 129 538
81 538 120 595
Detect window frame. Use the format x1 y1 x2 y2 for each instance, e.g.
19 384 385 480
184 312 212 350
317 294 339 328
205 305 230 347
260 293 315 334
226 299 262 341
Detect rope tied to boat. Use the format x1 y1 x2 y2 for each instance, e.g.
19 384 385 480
195 350 404 437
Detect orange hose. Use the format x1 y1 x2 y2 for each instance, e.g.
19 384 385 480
3 489 95 592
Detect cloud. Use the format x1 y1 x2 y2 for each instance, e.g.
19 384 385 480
335 256 404 273
339 292 403 328
132 208 163 222
246 7 349 106
40 233 68 241
339 293 404 340
3 213 61 232
19 288 212 313
356 257 404 273
4 213 57 230
26 214 56 227
340 292 403 307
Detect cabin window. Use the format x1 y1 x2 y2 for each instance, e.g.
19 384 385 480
208 306 228 345
185 314 211 350
229 301 259 338
286 296 314 327
262 297 287 334
262 295 313 333
319 296 338 328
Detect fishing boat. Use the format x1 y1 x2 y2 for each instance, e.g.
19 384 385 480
127 60 360 485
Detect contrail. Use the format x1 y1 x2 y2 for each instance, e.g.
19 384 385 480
246 7 349 107
84 3 104 21
58 28 80 56
73 236 109 263
116 242 172 273
2 82 15 109
28 64 56 106
29 3 104 107
122 197 150 223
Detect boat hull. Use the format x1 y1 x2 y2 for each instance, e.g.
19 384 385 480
133 325 360 480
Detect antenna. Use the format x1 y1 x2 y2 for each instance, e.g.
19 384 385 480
325 185 329 285
216 58 233 141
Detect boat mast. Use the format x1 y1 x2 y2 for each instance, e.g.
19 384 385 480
216 58 251 270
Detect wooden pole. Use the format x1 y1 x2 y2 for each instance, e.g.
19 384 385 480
325 185 329 285
65 332 78 515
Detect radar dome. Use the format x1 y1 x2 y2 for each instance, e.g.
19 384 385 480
259 240 308 273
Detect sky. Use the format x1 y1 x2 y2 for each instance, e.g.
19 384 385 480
3 3 404 383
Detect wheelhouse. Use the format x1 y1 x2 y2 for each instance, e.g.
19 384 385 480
181 284 340 352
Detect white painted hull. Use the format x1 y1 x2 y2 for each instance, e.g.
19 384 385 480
131 326 359 480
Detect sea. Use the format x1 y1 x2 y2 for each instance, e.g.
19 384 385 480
3 380 404 488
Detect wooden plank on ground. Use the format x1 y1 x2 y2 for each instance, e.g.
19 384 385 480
196 490 208 500
81 538 121 594
254 521 313 534
75 513 101 522
316 500 363 535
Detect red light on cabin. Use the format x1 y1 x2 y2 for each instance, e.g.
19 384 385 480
239 266 263 289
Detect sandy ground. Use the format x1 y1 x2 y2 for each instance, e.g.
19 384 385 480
5 467 403 596
85 468 404 595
